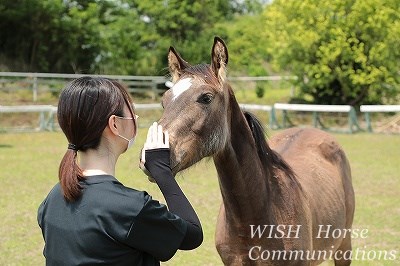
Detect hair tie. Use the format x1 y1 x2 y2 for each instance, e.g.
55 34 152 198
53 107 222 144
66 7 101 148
68 143 78 151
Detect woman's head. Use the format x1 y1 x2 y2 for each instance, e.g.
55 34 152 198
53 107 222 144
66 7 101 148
58 76 136 201
58 77 135 151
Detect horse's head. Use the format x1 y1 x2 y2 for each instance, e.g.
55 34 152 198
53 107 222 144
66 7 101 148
158 37 231 175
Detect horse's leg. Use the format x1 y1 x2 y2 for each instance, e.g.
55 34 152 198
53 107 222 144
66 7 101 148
333 236 352 266
215 203 231 264
215 204 256 265
334 154 354 266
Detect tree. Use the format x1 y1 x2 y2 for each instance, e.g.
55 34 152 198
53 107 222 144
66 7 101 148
216 13 269 76
0 0 267 75
0 0 107 73
126 0 233 75
262 0 400 105
118 0 267 75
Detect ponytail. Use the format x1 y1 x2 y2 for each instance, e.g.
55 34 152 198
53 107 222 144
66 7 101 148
57 76 134 201
58 149 84 202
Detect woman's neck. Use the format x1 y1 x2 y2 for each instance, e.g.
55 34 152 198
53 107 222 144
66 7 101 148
79 147 118 177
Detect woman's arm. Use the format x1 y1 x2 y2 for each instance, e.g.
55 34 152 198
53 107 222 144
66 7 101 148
142 123 203 250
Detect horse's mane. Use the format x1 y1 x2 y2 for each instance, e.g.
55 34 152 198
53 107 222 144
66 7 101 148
182 64 219 85
243 111 300 188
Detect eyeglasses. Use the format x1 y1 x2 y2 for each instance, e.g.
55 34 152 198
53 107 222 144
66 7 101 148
115 115 139 128
115 115 139 121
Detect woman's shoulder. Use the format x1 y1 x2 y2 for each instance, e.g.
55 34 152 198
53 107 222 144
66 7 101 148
87 178 150 207
111 184 153 208
39 182 62 205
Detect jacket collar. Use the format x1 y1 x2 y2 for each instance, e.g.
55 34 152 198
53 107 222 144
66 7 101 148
82 175 122 185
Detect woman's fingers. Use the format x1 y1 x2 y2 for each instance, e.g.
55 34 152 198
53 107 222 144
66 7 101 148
157 124 163 146
140 147 146 163
144 123 153 149
144 122 169 149
151 122 157 145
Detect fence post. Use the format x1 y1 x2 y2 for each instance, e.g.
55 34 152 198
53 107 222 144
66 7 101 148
282 110 288 128
47 108 56 131
32 76 38 102
312 112 318 128
39 111 45 131
348 107 361 133
365 112 372 132
269 107 279 129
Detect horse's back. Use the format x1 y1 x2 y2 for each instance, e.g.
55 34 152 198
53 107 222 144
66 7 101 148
269 127 344 163
269 127 355 253
269 127 353 200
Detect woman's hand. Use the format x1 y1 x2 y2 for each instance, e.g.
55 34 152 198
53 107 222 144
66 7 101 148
139 122 169 182
143 122 169 150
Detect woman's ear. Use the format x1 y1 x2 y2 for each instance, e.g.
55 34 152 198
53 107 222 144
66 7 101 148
108 115 119 136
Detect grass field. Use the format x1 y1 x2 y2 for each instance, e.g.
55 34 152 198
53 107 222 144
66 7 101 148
0 128 399 265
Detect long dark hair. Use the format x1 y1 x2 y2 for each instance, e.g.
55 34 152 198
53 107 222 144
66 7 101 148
57 77 135 202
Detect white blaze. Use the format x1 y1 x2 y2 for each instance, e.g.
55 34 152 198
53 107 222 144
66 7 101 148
172 78 192 101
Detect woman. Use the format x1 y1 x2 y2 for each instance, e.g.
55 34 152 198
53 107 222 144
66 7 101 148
38 77 203 265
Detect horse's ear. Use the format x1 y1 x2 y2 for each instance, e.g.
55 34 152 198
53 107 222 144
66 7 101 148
168 47 190 83
211 36 229 83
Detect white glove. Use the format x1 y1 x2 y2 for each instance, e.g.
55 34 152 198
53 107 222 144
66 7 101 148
139 122 169 182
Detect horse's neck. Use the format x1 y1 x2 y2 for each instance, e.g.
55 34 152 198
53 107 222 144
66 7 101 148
213 99 271 225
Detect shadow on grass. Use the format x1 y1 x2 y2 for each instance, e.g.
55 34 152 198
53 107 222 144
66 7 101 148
0 144 13 148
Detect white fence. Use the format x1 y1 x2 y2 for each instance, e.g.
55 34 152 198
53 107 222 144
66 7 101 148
0 105 57 131
3 103 400 133
273 103 360 133
0 72 168 101
0 72 296 132
1 72 297 102
0 104 164 132
360 105 400 132
1 71 398 134
0 103 380 134
1 103 273 132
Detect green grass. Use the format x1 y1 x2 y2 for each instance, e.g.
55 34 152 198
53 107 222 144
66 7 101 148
230 80 293 105
1 130 399 265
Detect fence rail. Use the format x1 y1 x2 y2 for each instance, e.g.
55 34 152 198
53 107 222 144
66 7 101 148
360 105 400 132
273 103 360 133
0 72 168 101
0 105 56 131
0 104 165 132
1 72 298 103
2 102 394 134
1 71 399 134
3 103 400 133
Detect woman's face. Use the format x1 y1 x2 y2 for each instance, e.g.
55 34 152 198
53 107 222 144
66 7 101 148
116 106 137 150
121 104 137 139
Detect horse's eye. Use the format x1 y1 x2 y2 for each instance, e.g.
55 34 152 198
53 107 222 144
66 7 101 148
197 93 213 104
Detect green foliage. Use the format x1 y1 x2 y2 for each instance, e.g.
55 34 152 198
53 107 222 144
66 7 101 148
128 0 265 74
0 0 266 75
255 83 265 98
263 0 400 105
2 0 399 108
0 0 108 73
216 14 269 76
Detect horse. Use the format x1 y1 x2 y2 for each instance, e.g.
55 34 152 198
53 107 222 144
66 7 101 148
153 37 355 265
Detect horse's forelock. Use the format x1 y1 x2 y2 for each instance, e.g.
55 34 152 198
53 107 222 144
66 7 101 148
183 64 220 86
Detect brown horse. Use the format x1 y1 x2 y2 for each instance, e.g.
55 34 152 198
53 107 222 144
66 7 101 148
154 37 355 265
